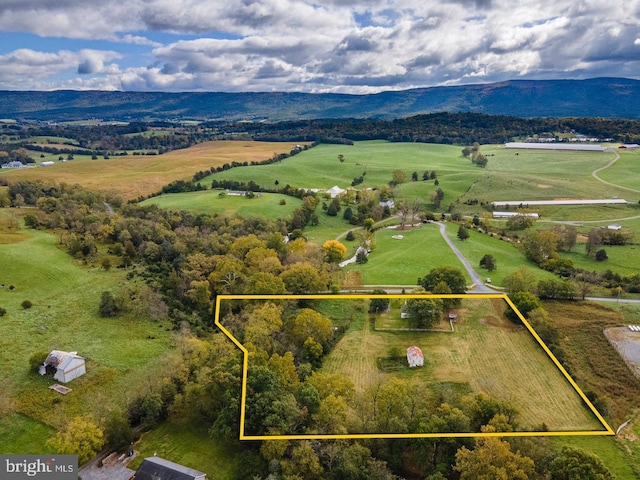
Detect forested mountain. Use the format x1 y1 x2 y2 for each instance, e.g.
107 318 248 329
1 78 639 121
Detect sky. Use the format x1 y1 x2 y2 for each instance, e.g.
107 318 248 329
0 0 639 93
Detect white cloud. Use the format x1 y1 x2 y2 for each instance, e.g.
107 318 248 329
0 0 639 91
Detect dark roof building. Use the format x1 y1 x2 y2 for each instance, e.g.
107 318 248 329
132 457 206 480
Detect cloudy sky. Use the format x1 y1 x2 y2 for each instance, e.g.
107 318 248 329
0 0 639 93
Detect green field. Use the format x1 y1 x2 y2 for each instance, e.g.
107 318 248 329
128 422 243 480
204 141 482 207
597 148 640 192
344 223 471 286
321 297 603 432
0 216 172 451
443 225 558 287
141 190 302 219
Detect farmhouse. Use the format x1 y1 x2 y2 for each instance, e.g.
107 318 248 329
132 456 206 480
39 350 86 383
1 161 27 169
407 346 424 367
504 142 606 152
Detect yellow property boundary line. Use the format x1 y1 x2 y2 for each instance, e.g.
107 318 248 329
214 293 615 440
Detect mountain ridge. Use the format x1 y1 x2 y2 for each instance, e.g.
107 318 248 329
1 78 638 121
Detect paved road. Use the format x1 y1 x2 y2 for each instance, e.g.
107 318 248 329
434 222 493 293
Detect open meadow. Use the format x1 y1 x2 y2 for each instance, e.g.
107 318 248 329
141 190 302 220
203 141 483 207
0 140 306 199
320 296 604 433
0 211 173 452
344 223 471 286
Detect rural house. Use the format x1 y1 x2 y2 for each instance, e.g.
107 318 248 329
407 346 424 367
132 456 206 480
39 350 86 383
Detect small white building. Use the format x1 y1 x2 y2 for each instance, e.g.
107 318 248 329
39 161 55 167
608 224 622 230
407 346 424 367
327 185 346 198
39 350 86 383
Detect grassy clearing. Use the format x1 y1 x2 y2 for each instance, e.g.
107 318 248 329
559 242 640 277
597 149 640 192
128 421 243 480
0 141 306 199
0 221 172 450
322 297 602 432
344 223 471 286
141 190 302 220
203 141 482 202
459 146 640 213
0 414 56 454
443 224 558 287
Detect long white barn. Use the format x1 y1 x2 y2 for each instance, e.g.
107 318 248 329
492 199 627 207
505 142 606 151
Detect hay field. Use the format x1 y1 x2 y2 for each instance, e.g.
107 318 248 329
0 141 306 199
322 297 604 433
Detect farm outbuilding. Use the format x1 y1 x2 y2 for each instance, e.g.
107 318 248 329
407 346 424 367
39 350 86 383
133 456 206 480
504 142 606 151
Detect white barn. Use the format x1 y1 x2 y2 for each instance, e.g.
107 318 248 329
39 350 86 383
407 346 424 367
327 185 346 198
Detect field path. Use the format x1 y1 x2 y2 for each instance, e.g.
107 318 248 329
591 150 640 193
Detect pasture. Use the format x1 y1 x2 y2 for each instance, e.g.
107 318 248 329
344 223 471 286
0 220 172 452
141 190 302 220
0 141 306 199
322 297 604 433
203 141 483 206
443 225 559 287
597 148 640 192
459 146 640 213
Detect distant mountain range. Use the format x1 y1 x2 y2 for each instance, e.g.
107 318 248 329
1 78 639 122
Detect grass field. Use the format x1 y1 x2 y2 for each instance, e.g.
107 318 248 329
0 214 172 452
597 148 640 192
203 141 483 206
321 297 603 432
128 421 243 480
443 225 558 287
344 223 471 286
0 141 307 199
141 190 302 220
458 146 640 218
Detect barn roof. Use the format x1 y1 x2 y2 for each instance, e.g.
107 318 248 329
44 350 84 371
134 457 206 480
407 346 423 358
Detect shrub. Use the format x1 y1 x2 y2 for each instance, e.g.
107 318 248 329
279 198 286 205
99 291 118 317
29 351 49 373
595 249 608 261
0 307 6 317
345 231 355 241
21 300 32 309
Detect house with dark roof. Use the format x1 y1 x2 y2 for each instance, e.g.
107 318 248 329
132 457 206 480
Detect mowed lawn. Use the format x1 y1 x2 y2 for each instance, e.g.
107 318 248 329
344 223 471 286
597 148 640 192
0 140 306 199
322 297 604 433
141 190 302 220
0 220 172 451
443 225 558 287
203 141 483 204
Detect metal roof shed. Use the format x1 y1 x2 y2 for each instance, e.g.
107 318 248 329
133 457 206 480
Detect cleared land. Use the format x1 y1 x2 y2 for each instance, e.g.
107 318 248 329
0 141 306 199
141 190 302 219
322 297 603 433
0 221 171 452
203 141 483 207
344 223 471 286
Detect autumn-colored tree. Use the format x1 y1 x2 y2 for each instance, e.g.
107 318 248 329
322 240 347 263
47 416 104 465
